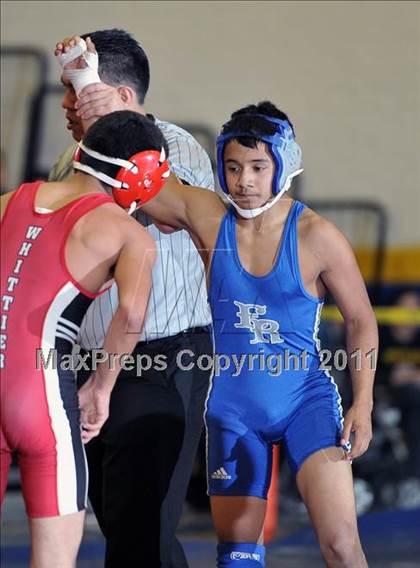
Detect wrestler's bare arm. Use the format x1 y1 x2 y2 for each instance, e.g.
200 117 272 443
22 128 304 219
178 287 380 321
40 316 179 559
141 173 226 252
304 215 378 460
94 219 156 387
76 213 156 441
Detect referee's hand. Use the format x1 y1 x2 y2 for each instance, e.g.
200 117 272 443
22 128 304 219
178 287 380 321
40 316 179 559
75 82 125 121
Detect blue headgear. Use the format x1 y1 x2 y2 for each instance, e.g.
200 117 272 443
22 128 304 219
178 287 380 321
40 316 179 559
216 115 302 197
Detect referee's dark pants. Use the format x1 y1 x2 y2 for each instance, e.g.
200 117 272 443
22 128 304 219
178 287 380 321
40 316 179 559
77 327 213 568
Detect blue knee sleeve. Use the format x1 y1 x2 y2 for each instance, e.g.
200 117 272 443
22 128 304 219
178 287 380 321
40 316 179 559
217 543 265 567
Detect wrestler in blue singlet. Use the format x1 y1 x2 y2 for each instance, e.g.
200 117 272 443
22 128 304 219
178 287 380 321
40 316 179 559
206 200 344 499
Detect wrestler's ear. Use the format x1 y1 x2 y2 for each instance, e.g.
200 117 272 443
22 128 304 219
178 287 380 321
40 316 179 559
117 85 136 105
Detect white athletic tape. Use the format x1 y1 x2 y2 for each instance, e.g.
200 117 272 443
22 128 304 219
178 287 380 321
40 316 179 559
56 38 101 95
56 38 87 67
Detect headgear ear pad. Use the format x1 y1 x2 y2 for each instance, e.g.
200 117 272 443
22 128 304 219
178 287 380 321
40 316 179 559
113 149 169 208
73 143 170 209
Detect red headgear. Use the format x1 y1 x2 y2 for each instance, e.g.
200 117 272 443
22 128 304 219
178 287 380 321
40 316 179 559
73 142 170 210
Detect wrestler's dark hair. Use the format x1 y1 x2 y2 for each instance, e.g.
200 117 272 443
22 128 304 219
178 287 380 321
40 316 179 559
221 101 295 149
80 111 169 184
81 29 150 104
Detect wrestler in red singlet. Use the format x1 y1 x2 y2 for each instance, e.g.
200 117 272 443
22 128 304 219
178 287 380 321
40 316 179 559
0 181 112 517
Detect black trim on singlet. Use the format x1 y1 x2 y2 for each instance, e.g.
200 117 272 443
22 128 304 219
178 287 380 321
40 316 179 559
55 293 94 354
56 356 87 511
54 291 94 510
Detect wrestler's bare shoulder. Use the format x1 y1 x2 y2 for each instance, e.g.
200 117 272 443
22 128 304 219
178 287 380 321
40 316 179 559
74 201 156 253
298 206 344 241
298 204 353 265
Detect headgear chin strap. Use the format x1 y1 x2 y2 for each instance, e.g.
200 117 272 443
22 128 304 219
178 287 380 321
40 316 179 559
216 115 303 218
73 142 170 210
224 168 303 219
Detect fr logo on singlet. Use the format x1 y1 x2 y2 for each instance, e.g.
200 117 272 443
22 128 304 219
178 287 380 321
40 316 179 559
233 301 284 344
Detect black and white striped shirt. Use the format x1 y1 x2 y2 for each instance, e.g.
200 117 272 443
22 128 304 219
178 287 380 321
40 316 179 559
49 118 214 348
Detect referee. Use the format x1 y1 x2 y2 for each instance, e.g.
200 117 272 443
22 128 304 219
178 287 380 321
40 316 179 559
50 29 214 567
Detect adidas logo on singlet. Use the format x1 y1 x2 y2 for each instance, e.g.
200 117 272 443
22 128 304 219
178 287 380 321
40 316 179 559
211 467 231 480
